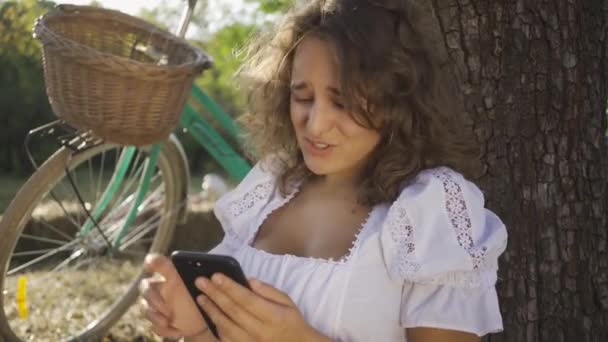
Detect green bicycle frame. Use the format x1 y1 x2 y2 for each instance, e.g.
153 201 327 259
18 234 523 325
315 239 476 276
79 84 252 249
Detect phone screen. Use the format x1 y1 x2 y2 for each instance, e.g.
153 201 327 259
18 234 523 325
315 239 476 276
171 250 250 338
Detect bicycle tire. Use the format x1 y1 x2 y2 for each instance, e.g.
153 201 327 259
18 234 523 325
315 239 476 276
0 139 186 341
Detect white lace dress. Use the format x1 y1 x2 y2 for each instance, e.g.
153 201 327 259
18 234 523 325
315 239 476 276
208 158 508 342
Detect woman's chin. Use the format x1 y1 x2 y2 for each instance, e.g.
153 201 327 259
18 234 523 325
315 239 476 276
303 158 330 176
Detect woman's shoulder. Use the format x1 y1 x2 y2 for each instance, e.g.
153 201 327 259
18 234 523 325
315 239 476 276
378 166 508 288
212 154 284 241
219 153 284 200
385 167 488 231
395 166 483 202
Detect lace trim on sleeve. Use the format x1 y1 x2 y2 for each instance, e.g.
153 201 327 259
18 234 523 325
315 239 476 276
227 180 274 218
430 168 488 270
387 202 421 279
216 179 275 241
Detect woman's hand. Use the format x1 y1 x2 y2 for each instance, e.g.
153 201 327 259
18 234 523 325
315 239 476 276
140 254 215 340
195 274 331 342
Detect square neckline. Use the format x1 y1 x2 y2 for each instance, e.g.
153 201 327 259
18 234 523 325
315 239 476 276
242 181 379 266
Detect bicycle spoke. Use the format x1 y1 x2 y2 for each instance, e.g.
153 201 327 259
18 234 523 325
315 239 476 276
51 248 86 272
107 187 166 239
119 223 161 251
118 167 146 208
48 200 85 231
116 210 162 244
67 168 95 228
70 255 100 271
94 205 152 247
53 174 78 204
88 157 94 202
12 249 60 257
130 150 145 180
37 219 73 241
93 219 126 245
93 178 165 246
5 251 93 295
115 154 146 206
20 234 70 246
95 148 108 200
71 167 80 193
7 239 81 276
114 149 143 200
98 194 135 228
119 200 186 251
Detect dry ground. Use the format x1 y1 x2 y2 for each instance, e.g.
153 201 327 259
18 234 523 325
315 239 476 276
1 195 223 342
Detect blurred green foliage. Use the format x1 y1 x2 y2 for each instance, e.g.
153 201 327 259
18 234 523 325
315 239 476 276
0 0 292 177
0 0 56 174
250 0 293 14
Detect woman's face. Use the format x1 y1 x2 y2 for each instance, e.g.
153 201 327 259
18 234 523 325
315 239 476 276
290 36 381 181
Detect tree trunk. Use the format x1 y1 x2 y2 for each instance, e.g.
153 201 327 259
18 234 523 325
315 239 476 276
427 1 608 341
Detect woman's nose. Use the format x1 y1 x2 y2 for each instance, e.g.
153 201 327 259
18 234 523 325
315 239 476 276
305 102 333 135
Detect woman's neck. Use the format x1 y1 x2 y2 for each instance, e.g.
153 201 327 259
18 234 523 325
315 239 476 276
306 172 361 200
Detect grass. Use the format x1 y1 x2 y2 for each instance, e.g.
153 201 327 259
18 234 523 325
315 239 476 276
3 259 158 341
1 192 223 341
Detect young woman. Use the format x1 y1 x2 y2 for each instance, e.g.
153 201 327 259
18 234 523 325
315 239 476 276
140 0 508 341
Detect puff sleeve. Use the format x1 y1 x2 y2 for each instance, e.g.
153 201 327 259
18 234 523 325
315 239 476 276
379 167 508 336
212 155 281 247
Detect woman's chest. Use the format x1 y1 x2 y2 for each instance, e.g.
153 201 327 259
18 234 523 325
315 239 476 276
252 196 372 261
226 234 405 342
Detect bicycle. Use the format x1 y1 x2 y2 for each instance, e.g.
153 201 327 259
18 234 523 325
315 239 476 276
0 1 252 341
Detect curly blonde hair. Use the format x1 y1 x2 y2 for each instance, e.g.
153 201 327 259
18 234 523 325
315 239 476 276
237 0 481 206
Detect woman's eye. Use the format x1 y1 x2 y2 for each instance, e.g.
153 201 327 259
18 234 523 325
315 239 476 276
332 101 345 110
294 97 313 103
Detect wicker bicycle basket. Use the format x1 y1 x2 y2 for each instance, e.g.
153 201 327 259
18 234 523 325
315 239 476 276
33 5 212 146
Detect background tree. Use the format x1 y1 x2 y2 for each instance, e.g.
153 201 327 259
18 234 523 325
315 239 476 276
421 0 608 341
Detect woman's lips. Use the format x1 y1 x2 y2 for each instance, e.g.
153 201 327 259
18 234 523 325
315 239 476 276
303 138 335 157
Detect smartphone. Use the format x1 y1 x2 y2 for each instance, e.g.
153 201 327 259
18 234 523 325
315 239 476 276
170 250 250 338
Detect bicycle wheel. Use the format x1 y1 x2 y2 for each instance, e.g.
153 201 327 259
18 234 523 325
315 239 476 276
0 140 186 341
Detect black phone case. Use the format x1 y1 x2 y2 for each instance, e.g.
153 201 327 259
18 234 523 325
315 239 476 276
171 250 250 338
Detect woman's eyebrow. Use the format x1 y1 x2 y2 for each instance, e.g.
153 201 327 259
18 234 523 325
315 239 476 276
289 82 342 95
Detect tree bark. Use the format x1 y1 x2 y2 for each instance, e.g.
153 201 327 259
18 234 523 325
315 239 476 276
427 1 608 341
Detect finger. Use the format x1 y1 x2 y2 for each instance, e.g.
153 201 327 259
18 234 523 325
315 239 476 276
140 279 172 317
150 324 182 339
144 254 178 281
146 310 185 339
145 308 175 332
138 273 164 296
249 278 294 306
144 253 189 302
196 277 264 335
197 294 250 342
207 273 277 323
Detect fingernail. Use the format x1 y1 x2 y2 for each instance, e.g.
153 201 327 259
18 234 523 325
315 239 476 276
196 277 209 289
197 295 207 305
212 274 223 285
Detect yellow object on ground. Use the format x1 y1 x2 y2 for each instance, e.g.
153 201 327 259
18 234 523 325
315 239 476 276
16 276 28 319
